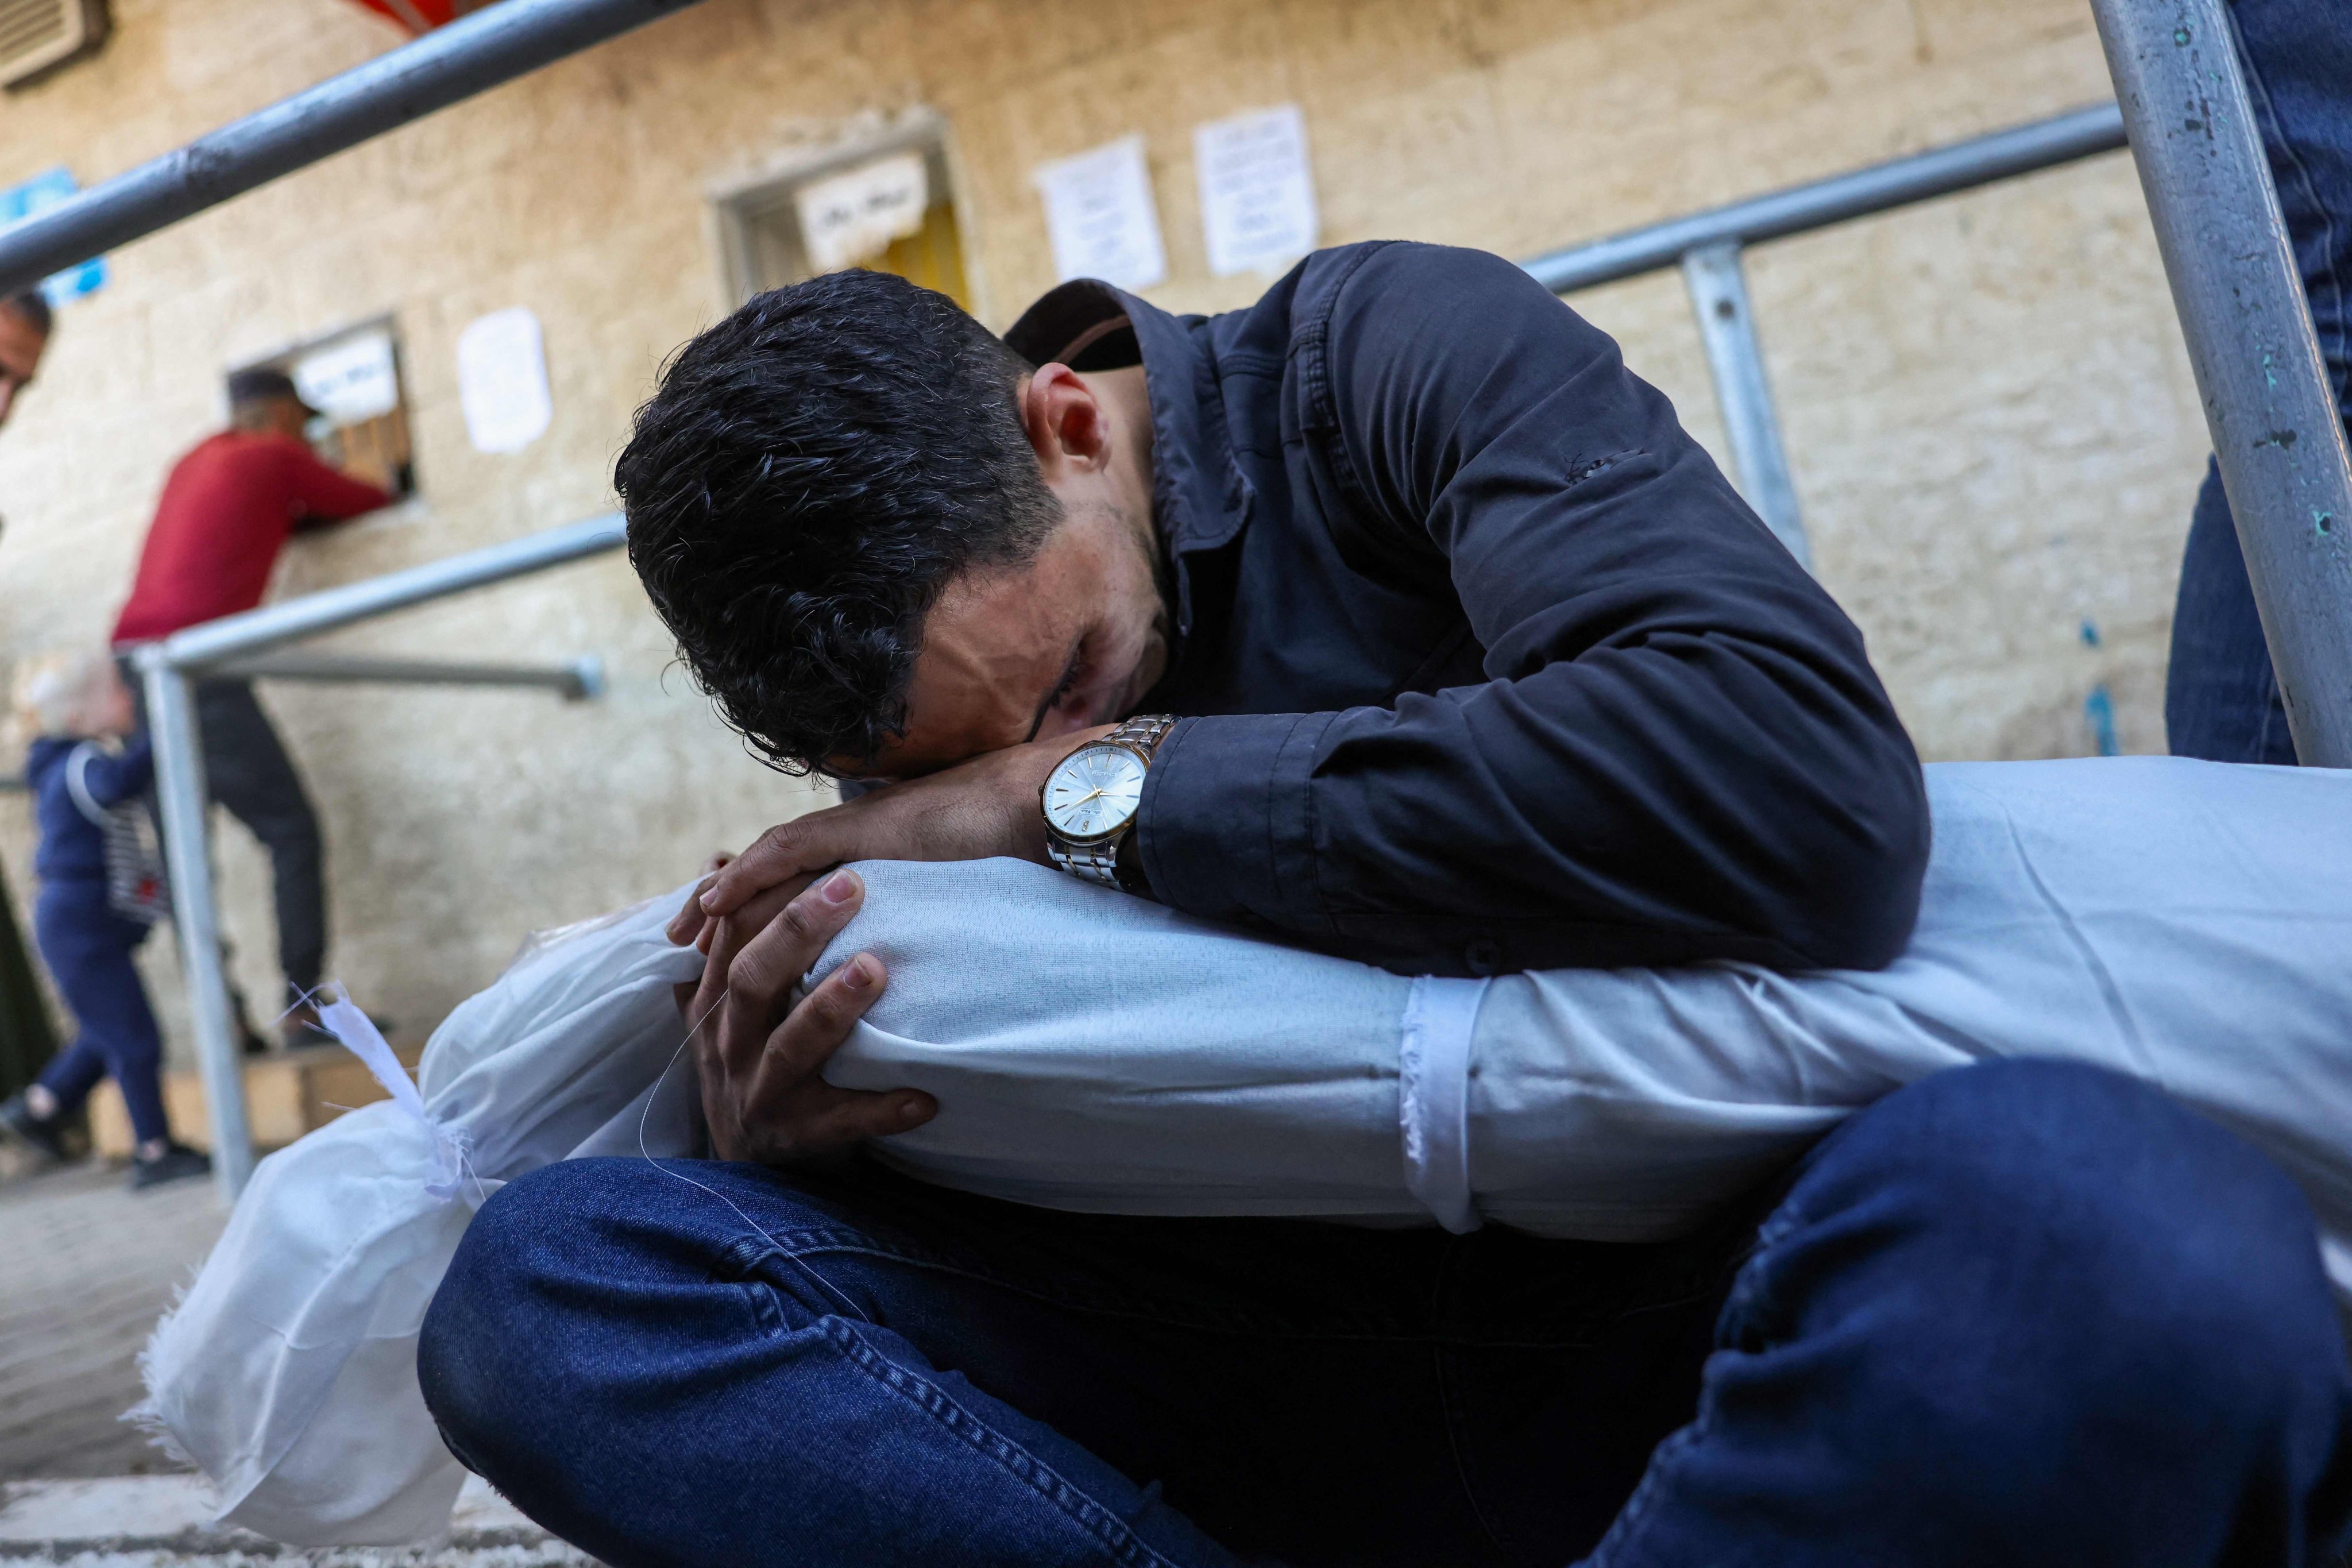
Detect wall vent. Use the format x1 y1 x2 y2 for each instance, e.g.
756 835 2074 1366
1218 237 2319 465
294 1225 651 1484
0 0 105 90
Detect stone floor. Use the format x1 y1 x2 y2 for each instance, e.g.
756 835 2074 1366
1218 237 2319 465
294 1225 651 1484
0 1475 593 1565
0 1160 222 1481
0 1161 593 1565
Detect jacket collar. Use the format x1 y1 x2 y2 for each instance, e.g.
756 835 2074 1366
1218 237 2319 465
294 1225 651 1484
1004 280 1242 579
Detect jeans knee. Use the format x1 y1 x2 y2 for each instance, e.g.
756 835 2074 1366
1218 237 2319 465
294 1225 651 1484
420 1158 856 1478
420 1158 661 1467
1784 1059 2346 1436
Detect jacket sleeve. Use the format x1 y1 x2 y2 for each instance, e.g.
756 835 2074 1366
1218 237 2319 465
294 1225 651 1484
75 736 153 808
284 445 393 527
1136 244 1929 977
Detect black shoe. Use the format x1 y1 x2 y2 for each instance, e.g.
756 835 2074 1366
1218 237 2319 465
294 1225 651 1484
129 1142 211 1191
0 1094 68 1163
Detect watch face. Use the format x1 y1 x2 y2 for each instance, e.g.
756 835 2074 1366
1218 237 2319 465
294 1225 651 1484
1044 744 1149 843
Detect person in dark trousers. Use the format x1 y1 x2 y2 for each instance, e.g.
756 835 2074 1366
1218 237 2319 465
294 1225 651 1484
0 289 62 1100
2166 0 2350 762
112 367 392 1044
420 252 2352 1566
0 656 207 1189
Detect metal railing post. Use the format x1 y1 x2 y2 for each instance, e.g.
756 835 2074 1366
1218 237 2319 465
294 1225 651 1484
135 657 255 1202
2090 0 2352 766
1682 242 1809 566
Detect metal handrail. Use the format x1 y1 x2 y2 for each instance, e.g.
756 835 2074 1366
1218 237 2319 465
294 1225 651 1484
150 513 624 673
1517 103 2132 566
0 0 707 299
1520 104 2127 293
2090 0 2352 768
132 511 628 1199
207 652 605 700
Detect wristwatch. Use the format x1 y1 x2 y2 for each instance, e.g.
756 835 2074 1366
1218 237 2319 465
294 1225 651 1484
1040 715 1176 891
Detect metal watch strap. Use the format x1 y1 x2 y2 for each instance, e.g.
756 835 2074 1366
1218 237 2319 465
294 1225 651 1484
1046 715 1176 889
1103 713 1176 759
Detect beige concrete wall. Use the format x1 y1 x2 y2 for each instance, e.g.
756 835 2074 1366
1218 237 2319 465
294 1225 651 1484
0 0 2206 1063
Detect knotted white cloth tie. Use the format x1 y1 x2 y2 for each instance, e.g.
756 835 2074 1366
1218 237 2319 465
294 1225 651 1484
315 988 481 1205
1398 975 1492 1234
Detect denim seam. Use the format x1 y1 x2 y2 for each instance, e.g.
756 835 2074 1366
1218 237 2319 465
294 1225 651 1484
1432 1345 1521 1564
819 1316 1191 1568
737 1228 1713 1349
714 1209 1727 1347
1578 1421 1705 1568
1582 1208 1793 1566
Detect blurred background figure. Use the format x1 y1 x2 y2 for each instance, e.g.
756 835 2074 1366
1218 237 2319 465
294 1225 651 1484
0 655 205 1191
111 367 392 1046
0 290 58 1132
0 288 45 430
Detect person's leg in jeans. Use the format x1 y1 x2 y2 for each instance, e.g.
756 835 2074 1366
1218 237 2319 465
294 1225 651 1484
194 679 326 1004
420 1158 1740 1568
423 1059 2350 1568
1581 1059 2352 1568
29 880 169 1145
2165 0 2351 761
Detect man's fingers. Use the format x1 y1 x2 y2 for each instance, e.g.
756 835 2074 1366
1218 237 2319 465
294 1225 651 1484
668 873 720 944
703 816 839 918
713 872 821 958
719 871 865 1052
802 1083 938 1148
758 951 936 1148
759 949 885 1086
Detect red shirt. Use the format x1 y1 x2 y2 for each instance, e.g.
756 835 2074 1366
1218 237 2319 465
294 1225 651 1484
113 432 391 644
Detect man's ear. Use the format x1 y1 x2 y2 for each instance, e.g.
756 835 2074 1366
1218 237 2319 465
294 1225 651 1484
1017 362 1111 481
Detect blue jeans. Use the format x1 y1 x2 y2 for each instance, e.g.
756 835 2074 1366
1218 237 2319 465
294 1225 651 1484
2165 0 2352 763
32 879 167 1146
419 1061 2352 1567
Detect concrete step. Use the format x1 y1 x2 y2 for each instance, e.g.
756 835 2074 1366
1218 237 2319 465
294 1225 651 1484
0 1474 596 1564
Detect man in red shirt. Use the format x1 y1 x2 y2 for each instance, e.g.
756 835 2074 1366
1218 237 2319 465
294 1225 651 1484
113 368 391 1040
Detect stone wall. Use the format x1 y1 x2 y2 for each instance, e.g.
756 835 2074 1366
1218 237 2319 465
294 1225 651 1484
0 0 2206 1054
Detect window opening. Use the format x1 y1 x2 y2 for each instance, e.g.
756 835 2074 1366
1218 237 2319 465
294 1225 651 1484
718 124 970 311
231 319 416 498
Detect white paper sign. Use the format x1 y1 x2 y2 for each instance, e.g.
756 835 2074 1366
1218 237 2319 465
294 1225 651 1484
292 330 399 424
794 152 930 273
1033 135 1167 291
1195 105 1319 277
456 307 553 455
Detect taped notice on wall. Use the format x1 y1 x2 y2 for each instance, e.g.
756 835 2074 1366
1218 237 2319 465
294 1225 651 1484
1195 105 1319 277
795 152 930 273
457 307 553 455
1034 135 1167 291
292 330 399 426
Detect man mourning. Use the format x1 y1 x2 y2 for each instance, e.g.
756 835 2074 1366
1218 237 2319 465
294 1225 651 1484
418 250 2352 1567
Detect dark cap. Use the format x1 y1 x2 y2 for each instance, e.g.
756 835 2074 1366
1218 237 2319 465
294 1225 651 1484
226 365 318 416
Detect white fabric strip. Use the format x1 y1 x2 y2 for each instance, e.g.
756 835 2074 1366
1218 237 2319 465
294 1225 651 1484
1397 975 1492 1234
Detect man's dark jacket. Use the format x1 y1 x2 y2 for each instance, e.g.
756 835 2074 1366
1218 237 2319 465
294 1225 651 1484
1006 242 1929 980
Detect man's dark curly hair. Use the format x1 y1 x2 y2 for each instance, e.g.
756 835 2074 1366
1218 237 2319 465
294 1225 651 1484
617 269 1060 774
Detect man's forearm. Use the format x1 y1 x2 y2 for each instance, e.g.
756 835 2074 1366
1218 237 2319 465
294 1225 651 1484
1133 654 1929 978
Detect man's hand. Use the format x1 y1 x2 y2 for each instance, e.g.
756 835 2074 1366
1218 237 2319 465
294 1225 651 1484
681 867 936 1164
667 724 1115 948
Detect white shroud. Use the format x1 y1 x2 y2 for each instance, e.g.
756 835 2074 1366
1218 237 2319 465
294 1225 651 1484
136 756 2352 1544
